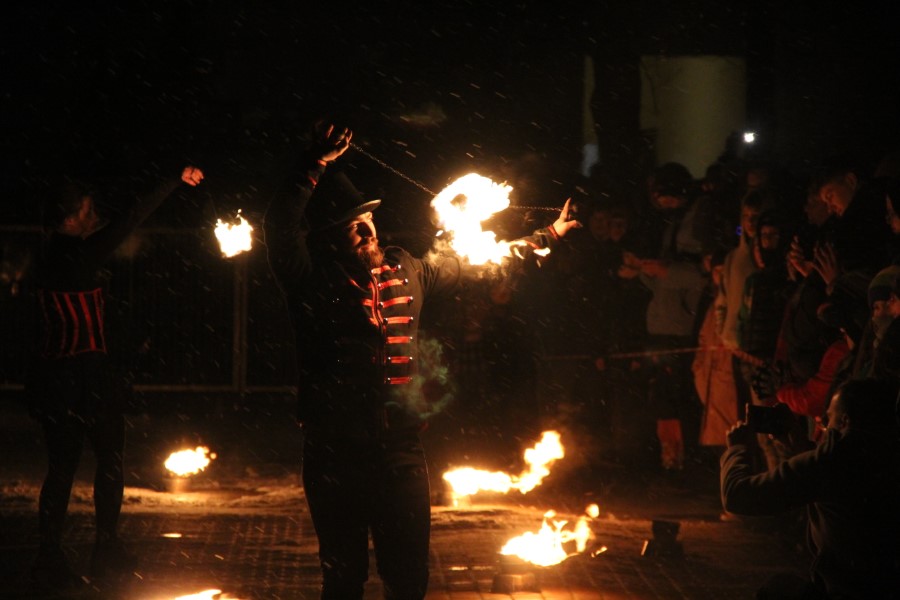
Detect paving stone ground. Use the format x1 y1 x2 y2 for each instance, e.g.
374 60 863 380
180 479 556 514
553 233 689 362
0 399 810 599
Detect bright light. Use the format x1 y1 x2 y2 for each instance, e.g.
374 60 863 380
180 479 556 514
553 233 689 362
165 446 216 477
172 590 246 600
500 509 594 567
442 431 564 504
430 173 515 265
214 210 254 257
743 131 756 143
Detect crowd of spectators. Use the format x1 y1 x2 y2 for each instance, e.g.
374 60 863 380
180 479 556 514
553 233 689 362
437 144 900 478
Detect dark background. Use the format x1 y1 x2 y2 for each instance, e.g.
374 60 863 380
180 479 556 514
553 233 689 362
2 0 899 395
2 1 900 228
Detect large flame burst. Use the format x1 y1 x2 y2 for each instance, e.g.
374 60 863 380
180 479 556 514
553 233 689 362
442 430 564 505
430 173 515 266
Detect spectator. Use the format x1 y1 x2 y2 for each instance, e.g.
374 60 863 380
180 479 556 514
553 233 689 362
721 377 900 599
811 157 892 285
625 162 711 470
693 249 738 456
737 209 796 469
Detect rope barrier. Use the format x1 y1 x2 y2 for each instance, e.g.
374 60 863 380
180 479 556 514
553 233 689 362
541 346 768 368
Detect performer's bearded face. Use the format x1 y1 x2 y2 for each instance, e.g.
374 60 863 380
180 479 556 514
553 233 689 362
340 211 384 269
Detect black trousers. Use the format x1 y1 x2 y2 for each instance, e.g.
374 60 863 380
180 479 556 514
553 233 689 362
38 410 125 552
302 433 431 600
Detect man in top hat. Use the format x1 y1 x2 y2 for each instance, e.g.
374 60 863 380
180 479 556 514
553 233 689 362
263 124 579 599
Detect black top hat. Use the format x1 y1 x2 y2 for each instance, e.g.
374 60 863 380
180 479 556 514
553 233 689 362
307 171 381 230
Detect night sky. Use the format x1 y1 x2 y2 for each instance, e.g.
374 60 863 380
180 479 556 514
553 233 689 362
2 1 899 230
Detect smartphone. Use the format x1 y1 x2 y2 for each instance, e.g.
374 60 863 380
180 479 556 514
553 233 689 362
745 404 793 436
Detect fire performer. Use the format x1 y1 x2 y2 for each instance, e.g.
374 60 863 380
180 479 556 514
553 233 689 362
264 122 580 599
26 165 205 591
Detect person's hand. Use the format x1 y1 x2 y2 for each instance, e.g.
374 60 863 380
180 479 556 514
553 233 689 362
640 259 669 278
787 235 813 278
551 198 583 237
617 251 642 279
812 242 840 287
312 122 352 164
181 166 204 186
726 421 756 447
750 364 780 400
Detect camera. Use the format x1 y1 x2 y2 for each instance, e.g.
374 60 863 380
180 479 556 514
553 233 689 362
745 403 793 436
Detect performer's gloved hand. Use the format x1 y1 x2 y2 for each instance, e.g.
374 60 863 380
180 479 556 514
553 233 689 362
310 121 352 164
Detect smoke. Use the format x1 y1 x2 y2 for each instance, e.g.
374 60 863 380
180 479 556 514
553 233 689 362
387 336 456 421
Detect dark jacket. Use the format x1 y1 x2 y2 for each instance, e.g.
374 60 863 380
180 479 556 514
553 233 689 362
721 428 900 599
264 156 560 438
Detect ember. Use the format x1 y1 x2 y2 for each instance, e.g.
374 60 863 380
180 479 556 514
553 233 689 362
442 430 563 505
214 210 253 257
500 507 595 567
430 173 515 265
165 446 216 477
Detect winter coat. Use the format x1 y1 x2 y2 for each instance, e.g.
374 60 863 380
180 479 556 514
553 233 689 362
693 300 738 446
721 428 900 598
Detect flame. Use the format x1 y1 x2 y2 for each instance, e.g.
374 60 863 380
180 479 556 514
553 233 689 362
173 590 245 600
430 173 515 265
214 210 254 257
442 430 563 504
500 509 595 567
165 446 216 477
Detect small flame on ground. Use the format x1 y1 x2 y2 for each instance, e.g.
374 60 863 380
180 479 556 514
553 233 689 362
165 446 216 477
442 430 563 505
430 173 514 265
214 210 254 257
500 508 596 567
162 532 183 539
173 590 245 600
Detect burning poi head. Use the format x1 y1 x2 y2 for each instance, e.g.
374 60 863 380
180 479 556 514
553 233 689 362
430 173 517 266
214 210 253 257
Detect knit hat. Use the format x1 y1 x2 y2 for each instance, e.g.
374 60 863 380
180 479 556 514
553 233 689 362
306 171 381 230
868 265 900 308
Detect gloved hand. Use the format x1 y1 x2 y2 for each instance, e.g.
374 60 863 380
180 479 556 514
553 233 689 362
751 363 783 400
